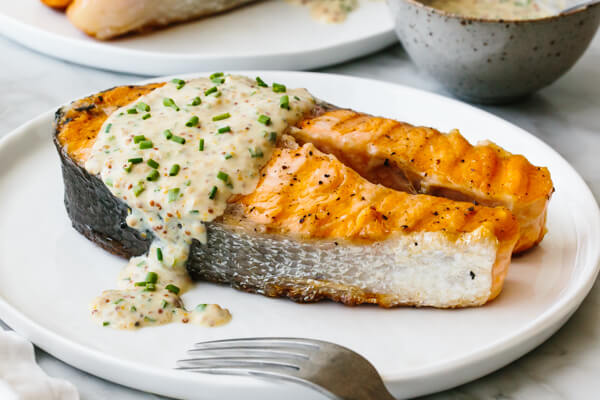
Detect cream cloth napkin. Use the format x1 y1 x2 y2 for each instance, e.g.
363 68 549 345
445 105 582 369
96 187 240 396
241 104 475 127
0 329 79 400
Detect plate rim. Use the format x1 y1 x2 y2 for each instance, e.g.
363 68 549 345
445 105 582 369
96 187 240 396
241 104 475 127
0 3 397 75
0 71 598 397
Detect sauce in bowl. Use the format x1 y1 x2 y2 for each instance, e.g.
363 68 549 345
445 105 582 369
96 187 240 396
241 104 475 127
420 0 565 19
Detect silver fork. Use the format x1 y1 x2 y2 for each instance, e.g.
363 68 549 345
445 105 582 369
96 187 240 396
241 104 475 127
176 337 396 400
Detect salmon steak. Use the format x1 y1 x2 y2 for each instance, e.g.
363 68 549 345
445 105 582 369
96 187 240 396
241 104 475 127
53 75 535 323
41 0 257 39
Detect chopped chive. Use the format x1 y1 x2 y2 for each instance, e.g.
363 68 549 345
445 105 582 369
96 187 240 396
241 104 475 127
105 123 112 133
123 163 133 173
217 126 231 134
163 129 173 139
165 284 180 295
198 139 205 151
134 281 147 287
224 153 233 160
103 321 110 326
204 86 218 96
258 115 271 125
136 102 150 112
168 188 180 202
294 96 301 101
128 157 143 164
171 135 186 144
217 171 229 182
249 147 264 158
156 248 163 261
190 210 199 214
144 283 156 292
114 298 124 304
212 112 231 121
163 98 180 111
130 306 137 312
145 271 158 284
133 182 145 196
161 300 169 309
169 164 180 176
214 91 222 98
139 140 153 149
184 180 191 186
146 169 159 181
142 113 151 120
269 131 277 143
211 77 225 85
209 72 224 80
189 96 202 106
127 108 138 114
196 304 207 311
147 159 159 169
144 316 156 322
186 116 199 127
272 83 286 93
208 186 218 200
171 78 185 89
280 95 290 110
133 135 146 144
256 76 268 87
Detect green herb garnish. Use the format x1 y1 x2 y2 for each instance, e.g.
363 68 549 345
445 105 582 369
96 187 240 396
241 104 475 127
168 188 180 202
186 116 199 127
133 135 146 144
146 169 159 181
171 78 185 89
212 112 231 121
258 115 271 125
145 272 158 284
256 76 268 87
208 186 218 200
280 95 290 110
217 126 231 134
147 159 159 169
139 140 153 149
169 164 180 176
165 284 180 295
198 139 205 151
272 83 286 93
163 98 180 111
156 248 163 261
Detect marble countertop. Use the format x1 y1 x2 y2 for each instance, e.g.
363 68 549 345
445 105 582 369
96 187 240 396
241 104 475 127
1 29 599 400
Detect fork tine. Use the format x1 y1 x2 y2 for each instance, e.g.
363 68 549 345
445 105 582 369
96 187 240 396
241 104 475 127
176 357 300 371
192 337 320 349
187 348 310 360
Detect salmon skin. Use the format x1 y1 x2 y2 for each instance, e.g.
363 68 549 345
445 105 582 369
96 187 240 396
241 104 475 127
54 82 521 308
293 110 554 253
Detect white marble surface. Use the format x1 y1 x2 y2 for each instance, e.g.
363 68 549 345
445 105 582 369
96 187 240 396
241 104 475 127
1 28 599 399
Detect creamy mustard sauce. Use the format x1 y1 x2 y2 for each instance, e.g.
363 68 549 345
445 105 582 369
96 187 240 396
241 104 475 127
86 75 315 329
287 0 360 23
421 0 564 19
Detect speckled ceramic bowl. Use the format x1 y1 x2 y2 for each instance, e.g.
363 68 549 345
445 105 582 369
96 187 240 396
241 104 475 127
387 0 600 104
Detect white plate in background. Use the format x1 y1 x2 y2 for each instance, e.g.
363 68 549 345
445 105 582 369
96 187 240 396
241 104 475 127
0 71 598 399
0 1 396 75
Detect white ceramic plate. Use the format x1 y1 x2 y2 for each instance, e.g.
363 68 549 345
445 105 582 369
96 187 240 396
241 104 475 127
0 1 396 75
0 71 598 400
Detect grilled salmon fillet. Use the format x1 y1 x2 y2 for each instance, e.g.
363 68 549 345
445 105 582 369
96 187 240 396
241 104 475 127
292 110 554 253
41 0 257 39
54 82 520 308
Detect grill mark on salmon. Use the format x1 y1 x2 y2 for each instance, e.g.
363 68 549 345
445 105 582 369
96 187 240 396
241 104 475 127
293 109 554 253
